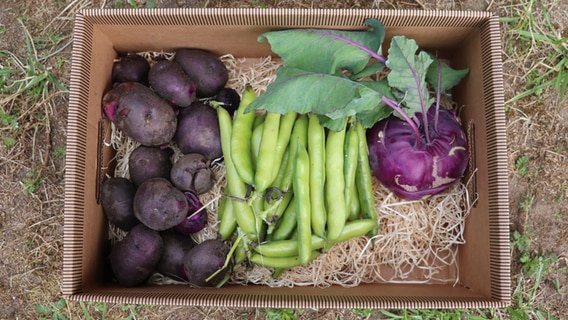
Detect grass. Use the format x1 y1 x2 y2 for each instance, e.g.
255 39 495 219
502 0 568 104
0 18 67 195
515 155 530 177
4 0 565 319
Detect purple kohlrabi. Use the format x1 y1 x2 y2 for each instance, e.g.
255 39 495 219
367 105 469 200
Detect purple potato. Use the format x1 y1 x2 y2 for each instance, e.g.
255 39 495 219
148 60 197 107
109 224 163 287
175 101 222 160
100 177 140 231
213 87 240 116
133 177 188 231
183 239 233 287
102 82 177 147
170 153 214 195
174 192 207 234
128 145 173 187
112 53 150 84
156 229 196 280
173 48 228 98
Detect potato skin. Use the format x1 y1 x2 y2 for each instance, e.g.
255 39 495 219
112 53 150 84
128 145 172 187
100 177 140 231
170 153 214 195
183 239 233 287
156 230 196 280
174 48 228 98
102 82 177 147
175 101 222 160
149 60 196 107
109 224 163 287
133 177 188 231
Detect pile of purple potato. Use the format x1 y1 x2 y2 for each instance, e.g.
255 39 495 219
100 49 240 288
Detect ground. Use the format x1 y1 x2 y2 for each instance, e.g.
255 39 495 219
0 0 566 319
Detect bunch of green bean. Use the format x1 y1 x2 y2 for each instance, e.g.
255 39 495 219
217 85 379 271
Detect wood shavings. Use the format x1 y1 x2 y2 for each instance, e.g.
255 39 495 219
106 52 475 288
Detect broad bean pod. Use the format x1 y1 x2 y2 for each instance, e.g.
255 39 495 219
249 251 320 269
344 123 360 221
270 195 297 241
252 235 325 257
293 142 312 265
217 197 236 241
251 122 264 168
325 124 347 241
270 111 297 182
218 101 258 239
279 115 308 192
324 219 378 251
307 114 327 238
230 85 257 185
355 122 378 237
255 112 281 193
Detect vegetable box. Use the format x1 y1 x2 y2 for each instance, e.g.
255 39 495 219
63 8 511 309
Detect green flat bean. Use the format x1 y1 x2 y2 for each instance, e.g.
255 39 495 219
344 123 360 221
218 105 257 239
230 85 257 185
324 219 378 251
308 114 327 238
325 124 347 241
280 115 308 192
249 251 320 269
255 112 281 193
251 122 264 169
217 197 236 241
253 235 325 257
271 195 297 241
293 142 312 265
270 111 297 182
355 122 378 237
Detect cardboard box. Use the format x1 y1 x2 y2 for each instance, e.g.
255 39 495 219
63 8 511 309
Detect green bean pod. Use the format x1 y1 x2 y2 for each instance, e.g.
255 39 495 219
280 115 308 192
293 142 312 265
252 235 325 258
335 219 378 243
324 219 378 251
234 235 248 264
255 112 281 193
230 85 257 186
270 195 297 241
355 122 378 237
252 112 266 129
270 111 297 182
217 197 236 241
344 123 360 221
249 251 320 269
307 114 327 238
218 106 257 239
250 195 268 242
251 122 264 169
325 124 347 241
265 191 293 230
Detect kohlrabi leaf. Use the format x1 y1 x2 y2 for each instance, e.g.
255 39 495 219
244 66 385 129
258 19 386 75
349 61 385 80
385 36 435 118
318 115 347 132
425 52 470 92
355 79 395 128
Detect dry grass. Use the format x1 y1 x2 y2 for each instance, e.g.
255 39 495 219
0 0 566 319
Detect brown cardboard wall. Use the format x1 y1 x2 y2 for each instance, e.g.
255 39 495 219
63 8 510 309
